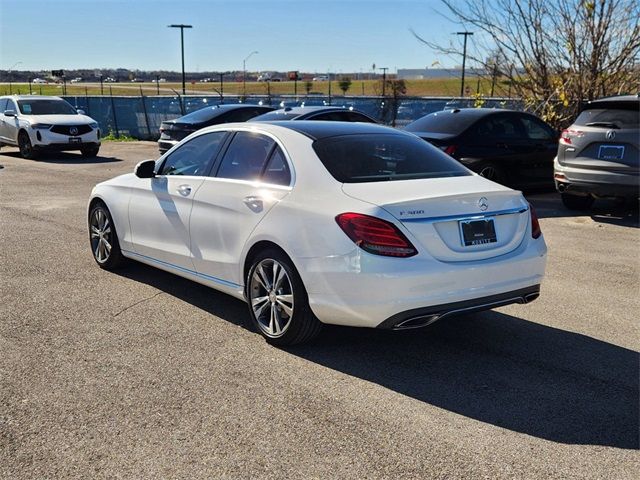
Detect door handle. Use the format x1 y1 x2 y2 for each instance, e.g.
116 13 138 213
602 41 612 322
243 196 263 212
177 184 192 196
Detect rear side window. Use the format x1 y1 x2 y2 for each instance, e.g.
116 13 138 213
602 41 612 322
262 147 291 186
222 108 270 123
312 133 470 183
311 112 349 121
520 116 556 140
574 104 639 128
469 115 525 140
347 112 377 123
0 99 7 112
216 131 275 181
159 131 226 176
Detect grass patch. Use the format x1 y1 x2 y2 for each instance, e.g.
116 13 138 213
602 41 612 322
101 131 137 142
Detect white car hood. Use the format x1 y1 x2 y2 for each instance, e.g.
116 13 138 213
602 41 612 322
21 114 95 124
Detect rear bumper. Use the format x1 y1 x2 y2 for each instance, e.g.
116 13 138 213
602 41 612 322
377 285 540 329
158 139 178 153
301 236 547 329
554 157 639 197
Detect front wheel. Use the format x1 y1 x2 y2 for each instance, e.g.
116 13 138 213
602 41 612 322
18 132 37 159
81 146 100 158
247 249 322 346
89 202 126 269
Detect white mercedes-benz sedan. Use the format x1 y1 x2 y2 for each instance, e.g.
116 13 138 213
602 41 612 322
88 121 547 345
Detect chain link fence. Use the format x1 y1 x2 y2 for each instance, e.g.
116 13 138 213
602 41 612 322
62 95 525 140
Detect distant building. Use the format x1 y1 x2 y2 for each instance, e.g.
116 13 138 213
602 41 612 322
397 68 485 80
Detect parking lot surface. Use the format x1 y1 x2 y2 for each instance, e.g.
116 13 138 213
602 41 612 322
1 142 638 479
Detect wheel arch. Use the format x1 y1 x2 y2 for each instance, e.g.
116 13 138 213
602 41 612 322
242 241 294 297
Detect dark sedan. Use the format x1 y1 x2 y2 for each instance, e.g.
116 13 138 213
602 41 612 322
250 106 379 123
158 104 275 153
405 109 558 189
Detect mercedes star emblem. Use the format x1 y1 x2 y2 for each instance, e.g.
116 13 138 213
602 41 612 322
478 197 489 211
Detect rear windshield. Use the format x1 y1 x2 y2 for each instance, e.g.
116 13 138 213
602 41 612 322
575 102 639 128
251 110 299 121
179 106 225 123
17 99 77 115
404 110 479 134
312 133 471 183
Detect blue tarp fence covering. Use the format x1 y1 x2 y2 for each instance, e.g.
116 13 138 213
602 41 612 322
62 95 524 140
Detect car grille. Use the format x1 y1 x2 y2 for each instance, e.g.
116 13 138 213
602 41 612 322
50 124 93 135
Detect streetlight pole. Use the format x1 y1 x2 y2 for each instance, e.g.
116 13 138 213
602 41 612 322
218 72 227 103
168 24 193 95
379 67 389 97
243 51 258 97
456 31 473 97
8 61 22 95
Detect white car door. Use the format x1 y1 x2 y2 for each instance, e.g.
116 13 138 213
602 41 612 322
190 131 292 288
0 99 19 144
127 131 228 270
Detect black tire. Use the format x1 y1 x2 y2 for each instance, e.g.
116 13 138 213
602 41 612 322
81 146 100 158
88 202 126 270
477 162 506 185
246 248 322 346
18 131 37 160
561 192 594 210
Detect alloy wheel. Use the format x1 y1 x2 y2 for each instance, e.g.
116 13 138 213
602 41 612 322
90 208 113 263
249 259 295 338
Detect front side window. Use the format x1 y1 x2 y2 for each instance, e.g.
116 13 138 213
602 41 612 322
0 99 8 112
216 131 275 181
17 99 77 115
312 133 470 183
158 131 226 176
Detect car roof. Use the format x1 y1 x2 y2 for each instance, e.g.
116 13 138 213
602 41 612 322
589 94 639 104
262 120 405 140
1 95 64 101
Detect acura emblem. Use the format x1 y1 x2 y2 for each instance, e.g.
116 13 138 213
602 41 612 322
478 197 489 211
606 130 616 140
69 126 78 136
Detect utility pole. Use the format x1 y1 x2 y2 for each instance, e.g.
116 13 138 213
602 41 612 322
218 72 226 103
168 24 193 95
456 31 473 97
379 67 389 97
243 51 258 97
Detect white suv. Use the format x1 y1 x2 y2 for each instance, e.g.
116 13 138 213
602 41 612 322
0 95 101 159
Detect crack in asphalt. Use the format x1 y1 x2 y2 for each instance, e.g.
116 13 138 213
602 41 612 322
113 291 164 318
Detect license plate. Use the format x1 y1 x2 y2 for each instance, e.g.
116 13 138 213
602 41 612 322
460 218 497 246
598 145 624 160
69 137 82 144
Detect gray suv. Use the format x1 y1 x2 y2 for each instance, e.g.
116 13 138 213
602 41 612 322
554 95 639 209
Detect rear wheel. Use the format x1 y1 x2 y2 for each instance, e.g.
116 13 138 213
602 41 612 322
561 192 594 210
18 131 37 159
89 202 126 269
477 163 506 184
81 146 100 158
247 249 322 346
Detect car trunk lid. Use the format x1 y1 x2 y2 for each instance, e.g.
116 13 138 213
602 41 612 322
342 176 530 262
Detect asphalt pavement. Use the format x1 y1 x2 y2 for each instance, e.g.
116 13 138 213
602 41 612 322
1 142 638 479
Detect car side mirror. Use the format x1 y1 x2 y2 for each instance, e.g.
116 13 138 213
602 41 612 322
135 159 156 178
4 110 16 117
77 109 86 115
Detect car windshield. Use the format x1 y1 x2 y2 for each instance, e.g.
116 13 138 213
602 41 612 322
17 99 78 115
574 103 639 128
312 133 471 183
404 110 480 134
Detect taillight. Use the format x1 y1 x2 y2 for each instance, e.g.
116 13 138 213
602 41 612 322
530 206 541 239
559 129 583 145
443 144 457 156
335 213 418 257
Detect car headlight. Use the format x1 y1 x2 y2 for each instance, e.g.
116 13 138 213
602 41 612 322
31 123 52 129
89 122 98 129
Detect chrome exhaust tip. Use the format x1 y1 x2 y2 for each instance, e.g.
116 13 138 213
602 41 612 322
394 314 440 330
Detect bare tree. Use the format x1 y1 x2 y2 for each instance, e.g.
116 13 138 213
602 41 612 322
413 0 640 125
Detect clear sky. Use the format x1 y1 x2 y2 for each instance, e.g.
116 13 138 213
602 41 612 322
0 0 469 74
